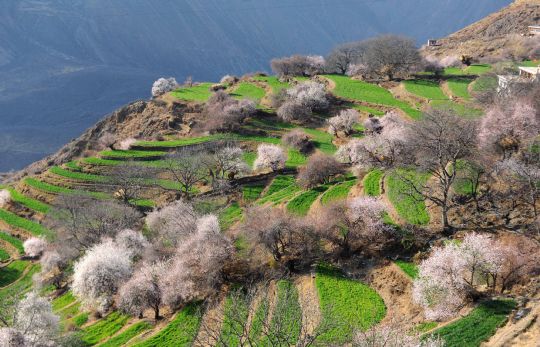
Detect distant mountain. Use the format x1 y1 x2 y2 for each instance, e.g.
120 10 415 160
0 0 511 171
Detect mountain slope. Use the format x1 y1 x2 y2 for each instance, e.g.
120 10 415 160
0 0 511 171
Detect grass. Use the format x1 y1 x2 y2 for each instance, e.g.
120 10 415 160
133 303 201 347
363 169 383 196
446 78 471 99
0 231 24 254
0 208 53 238
52 291 77 311
301 128 336 154
429 299 516 347
286 185 329 216
4 187 50 213
72 312 89 327
171 83 214 101
263 175 296 196
242 183 265 202
219 203 243 230
0 260 28 287
394 260 418 279
248 297 269 343
230 82 266 101
285 149 307 168
24 178 108 199
65 160 82 171
316 264 386 343
444 64 492 76
320 179 356 205
413 321 438 334
0 248 9 261
353 104 385 116
324 75 421 119
57 301 82 321
431 100 483 118
133 134 228 149
266 280 302 345
258 178 302 205
403 79 447 100
219 290 250 346
385 170 430 225
99 321 152 347
253 76 290 93
0 264 39 307
471 75 497 93
99 149 166 160
81 311 130 345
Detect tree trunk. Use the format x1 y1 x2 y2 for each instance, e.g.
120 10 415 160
154 305 160 320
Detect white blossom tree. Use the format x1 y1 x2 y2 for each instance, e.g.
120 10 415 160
253 144 287 172
328 109 359 136
117 138 137 151
23 237 48 258
0 190 10 207
13 292 60 346
146 200 198 246
151 77 178 97
72 239 132 313
115 229 149 259
0 328 28 347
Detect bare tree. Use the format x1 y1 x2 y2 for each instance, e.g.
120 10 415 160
110 162 153 203
282 129 312 154
398 108 477 233
271 55 325 77
164 148 208 199
326 42 367 74
297 153 344 189
204 91 256 133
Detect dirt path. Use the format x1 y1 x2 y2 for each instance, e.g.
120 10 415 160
295 275 321 340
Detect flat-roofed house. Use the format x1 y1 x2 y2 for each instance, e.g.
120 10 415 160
528 25 540 36
519 66 540 80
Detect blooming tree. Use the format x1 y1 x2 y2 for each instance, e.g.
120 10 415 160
151 77 178 97
271 55 325 77
413 233 504 321
117 138 137 151
282 129 312 153
0 328 28 347
119 261 167 320
13 292 60 346
253 144 287 172
205 91 256 132
23 237 48 258
0 190 10 208
277 82 329 122
206 145 248 180
146 200 198 246
297 153 344 188
327 109 359 136
72 239 132 313
115 229 149 259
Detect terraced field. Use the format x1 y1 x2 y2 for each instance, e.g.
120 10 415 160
171 83 214 101
403 79 447 100
385 170 430 225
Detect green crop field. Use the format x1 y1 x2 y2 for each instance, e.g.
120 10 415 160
52 291 77 312
99 149 167 160
363 169 383 196
385 170 430 225
444 64 491 76
4 187 50 214
429 300 515 347
248 297 269 343
0 260 29 287
263 176 296 196
316 264 386 343
472 75 497 93
230 82 266 101
72 312 89 327
320 179 356 205
285 149 307 168
286 185 329 216
431 100 483 118
258 184 302 206
353 104 385 116
100 321 152 347
57 301 82 321
0 208 53 238
0 264 40 305
265 280 302 345
134 134 228 149
301 128 337 154
0 248 9 261
0 231 23 254
447 78 471 99
133 303 201 347
219 290 250 346
24 178 109 200
403 79 447 100
394 260 418 279
50 166 108 183
253 76 290 93
171 83 214 101
242 183 265 202
324 75 421 119
82 311 130 345
219 203 243 230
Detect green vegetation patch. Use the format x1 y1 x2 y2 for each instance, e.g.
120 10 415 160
316 263 386 343
285 149 307 168
230 82 266 101
81 311 130 345
52 291 77 312
286 185 329 216
266 280 302 345
472 75 497 93
320 179 356 205
219 203 243 230
5 187 50 214
325 75 421 119
447 78 471 99
301 128 336 154
134 134 228 149
242 183 265 202
429 299 516 347
385 170 430 225
72 312 89 327
99 149 167 160
0 231 24 254
0 248 9 261
219 290 251 346
363 169 383 196
394 260 418 279
100 321 152 347
24 178 109 200
0 208 53 238
403 79 447 100
0 260 29 287
0 264 40 308
133 303 201 347
248 297 269 343
171 83 214 101
263 176 296 197
253 76 290 93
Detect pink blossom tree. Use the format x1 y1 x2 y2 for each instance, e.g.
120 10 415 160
146 200 198 246
327 109 359 136
23 237 48 258
115 229 149 259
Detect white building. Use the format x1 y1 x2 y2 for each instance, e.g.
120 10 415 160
528 25 540 36
518 66 540 80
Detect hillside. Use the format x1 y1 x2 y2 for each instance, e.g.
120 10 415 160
1 48 540 346
424 0 540 59
0 0 512 171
